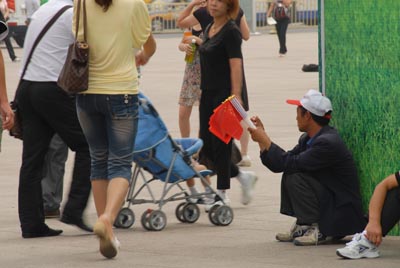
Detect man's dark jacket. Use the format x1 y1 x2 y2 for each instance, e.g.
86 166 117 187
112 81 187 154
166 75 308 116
261 125 366 236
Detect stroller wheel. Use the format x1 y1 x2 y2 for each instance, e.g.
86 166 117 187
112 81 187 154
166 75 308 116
141 209 153 231
175 202 187 223
182 203 200 223
208 204 221 226
215 205 234 226
114 208 135 229
148 210 167 231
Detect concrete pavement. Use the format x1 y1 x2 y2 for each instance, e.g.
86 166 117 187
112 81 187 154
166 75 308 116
1 27 399 268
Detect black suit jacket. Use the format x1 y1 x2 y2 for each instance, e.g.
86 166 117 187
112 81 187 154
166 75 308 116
261 125 366 236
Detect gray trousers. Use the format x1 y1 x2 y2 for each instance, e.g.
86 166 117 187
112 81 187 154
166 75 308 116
41 134 68 212
280 172 324 225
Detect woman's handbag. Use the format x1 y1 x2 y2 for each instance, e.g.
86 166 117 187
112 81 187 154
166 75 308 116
8 5 72 140
57 0 89 94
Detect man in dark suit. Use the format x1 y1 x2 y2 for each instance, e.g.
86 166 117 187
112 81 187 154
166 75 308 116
249 89 366 246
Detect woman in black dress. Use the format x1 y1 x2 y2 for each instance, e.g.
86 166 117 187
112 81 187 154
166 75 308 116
197 0 256 205
177 0 252 168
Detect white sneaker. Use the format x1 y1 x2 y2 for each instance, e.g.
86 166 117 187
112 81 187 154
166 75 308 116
336 233 380 259
205 191 230 212
237 171 257 205
237 155 251 167
293 224 332 246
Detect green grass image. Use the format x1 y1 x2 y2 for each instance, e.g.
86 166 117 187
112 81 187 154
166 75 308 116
321 0 400 234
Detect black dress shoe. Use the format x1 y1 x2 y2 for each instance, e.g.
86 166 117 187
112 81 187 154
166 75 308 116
60 214 93 232
22 226 63 239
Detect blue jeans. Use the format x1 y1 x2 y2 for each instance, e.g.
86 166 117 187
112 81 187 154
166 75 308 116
76 94 139 181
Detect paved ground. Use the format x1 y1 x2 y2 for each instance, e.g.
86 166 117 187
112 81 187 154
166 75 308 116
1 27 399 268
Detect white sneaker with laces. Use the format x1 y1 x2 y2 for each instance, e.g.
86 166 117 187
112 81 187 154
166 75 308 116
237 171 258 205
336 233 380 259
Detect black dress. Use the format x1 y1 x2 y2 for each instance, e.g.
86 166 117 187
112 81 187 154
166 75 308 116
198 20 243 190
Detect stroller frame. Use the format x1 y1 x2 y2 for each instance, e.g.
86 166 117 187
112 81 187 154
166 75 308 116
114 93 234 231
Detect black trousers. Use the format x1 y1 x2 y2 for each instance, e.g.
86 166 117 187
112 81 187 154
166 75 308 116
380 188 400 236
275 18 290 54
17 81 91 233
280 172 324 225
198 90 239 190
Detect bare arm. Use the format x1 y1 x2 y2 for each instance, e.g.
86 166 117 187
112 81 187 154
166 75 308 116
135 33 156 66
229 58 242 100
267 2 275 17
240 14 250 41
365 174 399 246
0 51 14 130
176 0 203 29
3 4 10 20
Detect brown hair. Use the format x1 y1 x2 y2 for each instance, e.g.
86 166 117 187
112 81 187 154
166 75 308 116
95 0 112 11
224 0 239 19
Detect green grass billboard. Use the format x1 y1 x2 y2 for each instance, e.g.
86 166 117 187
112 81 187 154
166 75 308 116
320 0 400 234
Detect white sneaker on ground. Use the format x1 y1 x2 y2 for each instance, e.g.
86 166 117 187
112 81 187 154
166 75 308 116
275 222 311 242
237 155 251 167
293 224 332 246
336 233 380 259
237 171 258 205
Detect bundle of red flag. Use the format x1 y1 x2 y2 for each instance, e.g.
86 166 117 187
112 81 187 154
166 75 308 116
209 97 243 144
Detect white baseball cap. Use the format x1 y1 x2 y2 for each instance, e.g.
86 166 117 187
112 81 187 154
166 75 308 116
286 89 332 118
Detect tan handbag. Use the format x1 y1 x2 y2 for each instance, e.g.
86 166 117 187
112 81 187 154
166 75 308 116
57 0 89 94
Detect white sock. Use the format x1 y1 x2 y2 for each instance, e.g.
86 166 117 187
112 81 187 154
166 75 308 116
205 186 213 194
189 186 199 195
362 230 367 236
217 189 227 197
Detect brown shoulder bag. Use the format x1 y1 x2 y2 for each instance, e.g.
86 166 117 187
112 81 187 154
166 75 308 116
57 0 89 94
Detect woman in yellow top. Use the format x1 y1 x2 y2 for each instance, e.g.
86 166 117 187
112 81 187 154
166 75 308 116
73 0 156 259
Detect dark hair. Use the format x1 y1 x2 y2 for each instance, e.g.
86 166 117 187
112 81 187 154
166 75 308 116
299 106 331 126
95 0 112 11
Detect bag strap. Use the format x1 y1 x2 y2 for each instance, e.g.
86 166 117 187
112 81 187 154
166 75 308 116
20 5 73 80
75 0 87 42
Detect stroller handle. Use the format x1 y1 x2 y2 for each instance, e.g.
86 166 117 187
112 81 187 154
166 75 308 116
173 138 203 157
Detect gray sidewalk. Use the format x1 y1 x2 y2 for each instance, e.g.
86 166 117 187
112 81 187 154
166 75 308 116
1 29 399 268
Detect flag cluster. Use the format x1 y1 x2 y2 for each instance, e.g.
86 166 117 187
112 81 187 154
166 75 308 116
209 97 243 144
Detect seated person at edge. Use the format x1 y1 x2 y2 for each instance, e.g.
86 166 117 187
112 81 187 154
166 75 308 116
248 89 366 246
337 172 400 259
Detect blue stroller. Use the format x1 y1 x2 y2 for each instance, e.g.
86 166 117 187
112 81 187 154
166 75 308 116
113 93 233 231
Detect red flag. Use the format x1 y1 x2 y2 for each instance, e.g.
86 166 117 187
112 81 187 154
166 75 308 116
209 100 243 144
